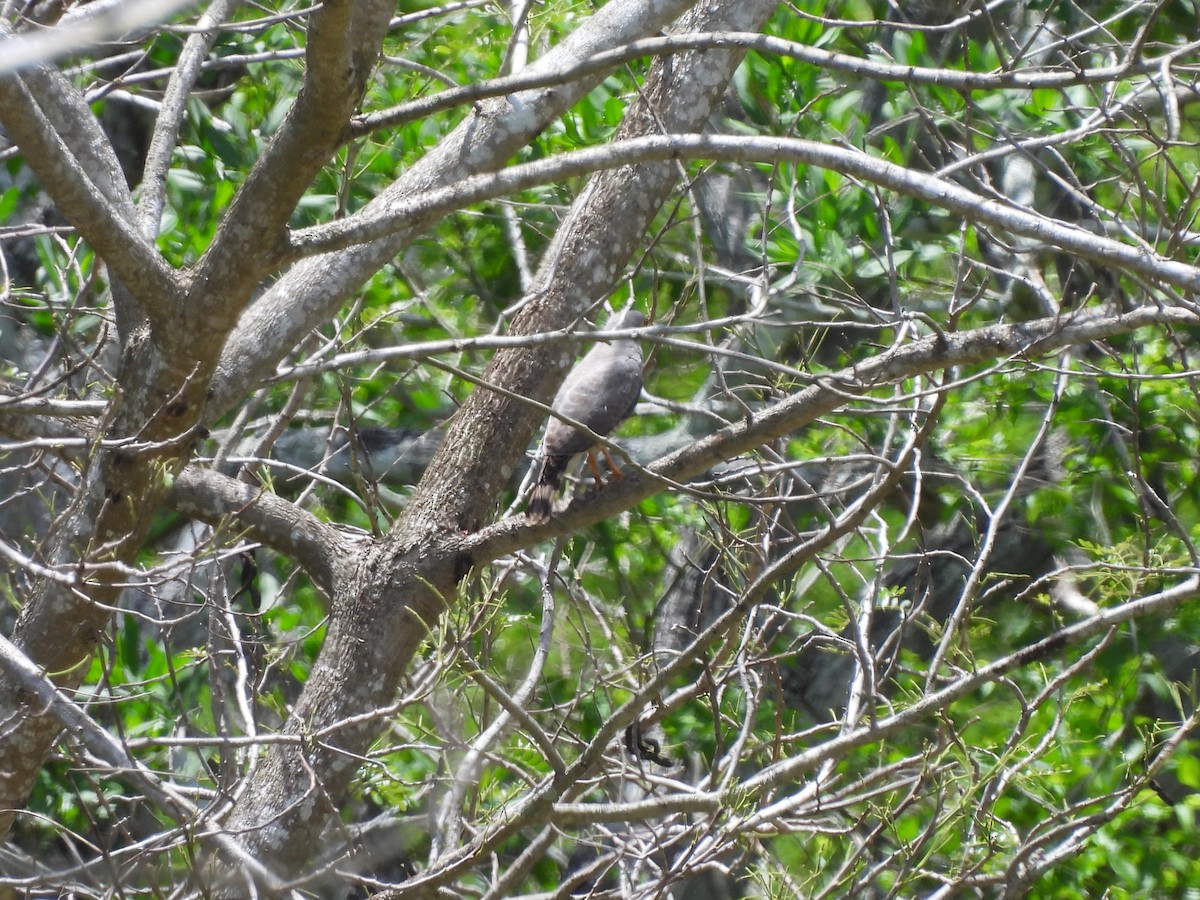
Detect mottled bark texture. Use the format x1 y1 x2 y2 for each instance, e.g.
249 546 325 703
213 1 782 885
0 0 395 841
208 0 707 417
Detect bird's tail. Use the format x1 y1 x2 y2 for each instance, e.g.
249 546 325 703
527 456 568 522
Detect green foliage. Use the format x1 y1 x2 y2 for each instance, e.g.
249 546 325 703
8 0 1200 895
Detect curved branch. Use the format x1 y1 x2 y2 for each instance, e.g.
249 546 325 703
465 303 1200 564
0 64 180 313
207 0 704 419
351 31 1186 139
167 464 352 597
286 134 1200 296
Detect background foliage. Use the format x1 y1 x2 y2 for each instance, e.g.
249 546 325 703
4 0 1200 896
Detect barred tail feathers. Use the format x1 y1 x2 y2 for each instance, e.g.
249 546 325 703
527 455 568 522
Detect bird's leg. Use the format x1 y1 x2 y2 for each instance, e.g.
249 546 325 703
600 446 625 480
586 450 604 489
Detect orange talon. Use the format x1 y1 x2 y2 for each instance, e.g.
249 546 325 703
586 449 604 489
600 445 625 480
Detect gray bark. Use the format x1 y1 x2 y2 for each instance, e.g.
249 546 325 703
0 0 395 840
213 1 782 887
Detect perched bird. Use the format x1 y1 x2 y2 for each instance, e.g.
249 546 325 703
527 308 645 522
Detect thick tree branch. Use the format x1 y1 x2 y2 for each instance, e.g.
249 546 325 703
186 0 393 327
167 465 353 598
0 0 395 838
207 0 705 417
0 67 180 314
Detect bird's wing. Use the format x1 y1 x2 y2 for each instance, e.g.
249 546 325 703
543 339 643 459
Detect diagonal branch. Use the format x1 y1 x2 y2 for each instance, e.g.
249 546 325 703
465 303 1200 564
137 0 241 236
0 66 180 313
187 0 394 322
207 0 705 417
286 133 1200 296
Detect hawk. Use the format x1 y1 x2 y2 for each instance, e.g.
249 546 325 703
527 308 645 522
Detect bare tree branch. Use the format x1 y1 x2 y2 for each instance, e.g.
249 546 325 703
286 133 1200 295
167 464 353 598
207 0 705 417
